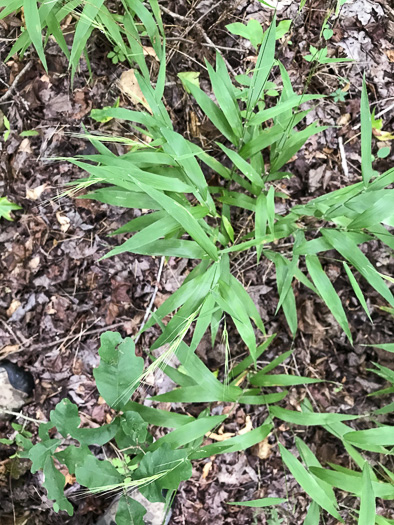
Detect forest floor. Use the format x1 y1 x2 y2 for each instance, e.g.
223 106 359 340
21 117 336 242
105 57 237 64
0 0 394 524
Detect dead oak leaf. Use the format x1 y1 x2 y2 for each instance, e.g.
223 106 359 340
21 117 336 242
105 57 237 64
118 69 152 113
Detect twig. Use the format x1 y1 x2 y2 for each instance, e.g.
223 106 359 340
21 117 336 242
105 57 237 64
338 136 349 178
135 256 165 344
27 320 131 352
353 101 394 130
0 408 42 425
0 61 33 103
166 36 245 53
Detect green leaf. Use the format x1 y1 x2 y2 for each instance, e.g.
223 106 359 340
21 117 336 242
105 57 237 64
348 193 394 229
75 454 123 492
178 71 200 93
359 463 375 525
321 229 394 307
344 426 394 448
305 254 352 342
377 147 390 159
226 19 264 49
129 177 218 261
191 424 272 460
93 331 144 410
310 467 394 499
136 444 192 503
250 374 323 387
278 444 342 521
43 456 73 515
115 412 148 450
227 497 286 507
361 77 373 186
0 196 22 221
364 343 394 353
70 0 105 80
303 502 320 525
116 495 146 525
271 406 359 425
247 15 276 114
23 0 47 71
55 445 93 475
28 439 61 473
343 262 372 321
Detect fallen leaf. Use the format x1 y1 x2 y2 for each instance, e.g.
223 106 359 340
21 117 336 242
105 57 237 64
118 69 152 113
143 46 158 59
56 211 70 232
6 299 21 317
251 437 272 460
202 461 213 479
26 184 47 201
238 415 253 435
0 344 20 357
207 431 235 442
386 50 394 62
28 256 40 270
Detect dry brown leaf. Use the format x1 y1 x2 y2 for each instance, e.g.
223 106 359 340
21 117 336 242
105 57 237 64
337 113 351 126
26 184 47 201
6 299 21 317
0 344 20 357
118 69 152 113
386 50 394 62
251 438 272 460
207 431 235 442
56 211 70 232
202 461 212 479
143 46 158 60
238 415 253 435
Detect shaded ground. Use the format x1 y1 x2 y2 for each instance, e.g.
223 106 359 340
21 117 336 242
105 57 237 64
0 0 394 524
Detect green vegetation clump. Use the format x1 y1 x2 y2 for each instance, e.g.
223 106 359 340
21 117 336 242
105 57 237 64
2 1 393 523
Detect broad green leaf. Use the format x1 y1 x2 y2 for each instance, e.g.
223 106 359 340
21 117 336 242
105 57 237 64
136 444 192 503
247 15 276 114
343 262 372 321
70 0 106 80
178 71 200 93
296 437 337 505
310 467 394 499
75 454 123 492
218 143 262 187
43 456 73 515
182 78 237 144
303 501 320 525
129 178 218 261
248 94 324 126
348 193 394 229
227 497 286 507
344 426 394 448
364 343 394 353
23 0 47 71
148 415 227 452
28 439 61 473
0 196 22 221
250 373 323 387
226 19 264 49
359 463 375 525
207 55 242 141
191 424 272 460
55 445 93 475
150 384 241 403
279 444 342 521
123 401 194 428
116 495 146 525
305 254 352 342
93 332 144 410
115 412 148 450
321 229 394 307
271 406 359 425
361 77 373 186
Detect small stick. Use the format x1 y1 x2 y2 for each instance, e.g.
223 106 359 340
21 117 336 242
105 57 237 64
135 256 165 344
0 61 33 103
338 136 349 178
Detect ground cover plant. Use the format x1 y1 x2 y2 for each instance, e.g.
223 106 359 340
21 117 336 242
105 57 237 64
1 1 394 524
